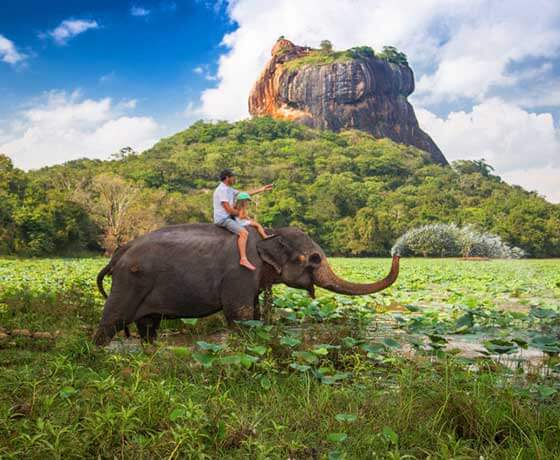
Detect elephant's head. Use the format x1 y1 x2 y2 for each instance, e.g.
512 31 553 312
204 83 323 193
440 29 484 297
256 227 399 297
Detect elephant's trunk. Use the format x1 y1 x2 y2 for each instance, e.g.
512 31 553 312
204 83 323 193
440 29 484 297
313 256 399 295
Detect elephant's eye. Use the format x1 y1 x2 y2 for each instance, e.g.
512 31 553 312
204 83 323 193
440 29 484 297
309 253 322 266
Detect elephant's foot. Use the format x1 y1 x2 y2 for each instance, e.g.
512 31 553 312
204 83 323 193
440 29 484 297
136 316 161 344
92 324 116 346
224 304 255 325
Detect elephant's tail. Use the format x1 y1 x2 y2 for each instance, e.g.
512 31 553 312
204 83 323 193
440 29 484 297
97 244 129 299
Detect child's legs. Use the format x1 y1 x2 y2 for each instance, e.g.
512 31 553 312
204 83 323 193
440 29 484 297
249 220 268 239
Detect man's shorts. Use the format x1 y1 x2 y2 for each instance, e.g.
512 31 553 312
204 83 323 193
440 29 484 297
216 217 244 235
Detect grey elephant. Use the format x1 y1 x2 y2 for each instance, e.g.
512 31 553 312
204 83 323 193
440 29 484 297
93 224 399 345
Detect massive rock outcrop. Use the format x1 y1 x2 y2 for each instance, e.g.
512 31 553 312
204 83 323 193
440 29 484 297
249 39 447 165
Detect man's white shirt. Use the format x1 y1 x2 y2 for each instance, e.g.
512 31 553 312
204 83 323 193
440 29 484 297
213 182 238 223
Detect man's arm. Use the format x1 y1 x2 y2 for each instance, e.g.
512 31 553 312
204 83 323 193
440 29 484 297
247 184 273 195
222 201 238 217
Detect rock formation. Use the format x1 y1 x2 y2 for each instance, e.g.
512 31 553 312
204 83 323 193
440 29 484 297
249 39 447 165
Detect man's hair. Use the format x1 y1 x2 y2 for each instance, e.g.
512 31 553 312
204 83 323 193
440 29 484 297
219 169 235 181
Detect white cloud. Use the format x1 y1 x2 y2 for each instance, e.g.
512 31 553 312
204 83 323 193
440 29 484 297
193 66 204 74
0 91 160 170
502 167 560 203
47 19 99 45
198 0 560 120
416 99 560 202
0 34 27 65
131 6 151 17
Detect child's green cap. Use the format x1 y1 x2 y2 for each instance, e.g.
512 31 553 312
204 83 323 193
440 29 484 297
237 192 252 201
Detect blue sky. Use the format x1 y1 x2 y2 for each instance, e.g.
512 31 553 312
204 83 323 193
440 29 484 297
0 0 232 129
1 0 559 202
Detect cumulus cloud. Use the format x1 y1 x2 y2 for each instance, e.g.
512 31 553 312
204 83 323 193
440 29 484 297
0 91 160 170
131 6 151 17
502 167 560 203
0 34 27 65
198 0 560 120
47 19 99 45
416 99 560 202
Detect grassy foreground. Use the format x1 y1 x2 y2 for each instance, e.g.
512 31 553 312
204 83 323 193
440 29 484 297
1 257 560 458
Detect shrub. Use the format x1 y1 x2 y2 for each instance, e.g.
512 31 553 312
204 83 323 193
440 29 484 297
392 224 525 258
320 40 333 53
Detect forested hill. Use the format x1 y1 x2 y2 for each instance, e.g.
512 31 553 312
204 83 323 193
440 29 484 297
1 117 559 257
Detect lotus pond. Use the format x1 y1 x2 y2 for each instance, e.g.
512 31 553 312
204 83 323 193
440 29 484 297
1 257 560 458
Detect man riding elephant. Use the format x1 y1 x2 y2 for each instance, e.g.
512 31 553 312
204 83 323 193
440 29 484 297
213 169 273 271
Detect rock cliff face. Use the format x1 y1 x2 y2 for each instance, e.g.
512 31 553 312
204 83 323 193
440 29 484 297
249 39 447 165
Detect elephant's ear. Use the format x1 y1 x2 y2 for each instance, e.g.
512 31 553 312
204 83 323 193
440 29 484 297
256 235 292 274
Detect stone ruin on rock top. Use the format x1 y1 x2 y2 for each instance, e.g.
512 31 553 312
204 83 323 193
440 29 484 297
248 38 448 165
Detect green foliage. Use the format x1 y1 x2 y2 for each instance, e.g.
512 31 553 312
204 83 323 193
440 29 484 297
2 256 560 457
320 39 334 53
348 46 375 59
377 46 408 65
1 119 559 257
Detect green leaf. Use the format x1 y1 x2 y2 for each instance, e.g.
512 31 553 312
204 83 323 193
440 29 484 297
341 337 358 347
537 385 557 399
404 304 421 312
240 354 259 369
192 352 214 367
311 346 329 356
321 373 351 385
289 363 311 372
382 337 401 349
293 351 319 364
59 386 76 398
455 313 474 329
280 335 301 347
169 407 187 421
196 341 224 352
335 413 357 423
248 345 267 356
512 338 528 349
483 339 517 355
327 432 347 443
328 450 344 460
428 334 448 344
382 426 399 445
180 318 198 326
260 375 272 390
361 343 385 354
169 346 191 358
219 355 241 365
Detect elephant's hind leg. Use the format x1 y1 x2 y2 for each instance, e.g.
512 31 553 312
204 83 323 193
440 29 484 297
93 284 152 346
136 315 162 344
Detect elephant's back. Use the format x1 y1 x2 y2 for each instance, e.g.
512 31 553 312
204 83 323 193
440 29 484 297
123 224 238 267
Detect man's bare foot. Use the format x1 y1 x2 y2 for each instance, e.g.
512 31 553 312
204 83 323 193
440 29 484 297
240 257 256 271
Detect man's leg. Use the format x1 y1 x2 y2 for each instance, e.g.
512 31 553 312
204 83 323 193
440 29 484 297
220 218 256 271
237 229 256 271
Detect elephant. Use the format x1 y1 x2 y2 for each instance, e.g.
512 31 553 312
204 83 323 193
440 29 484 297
93 224 399 345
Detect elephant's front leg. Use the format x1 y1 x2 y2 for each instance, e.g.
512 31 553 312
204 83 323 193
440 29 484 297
260 287 273 324
223 302 256 324
221 274 259 325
